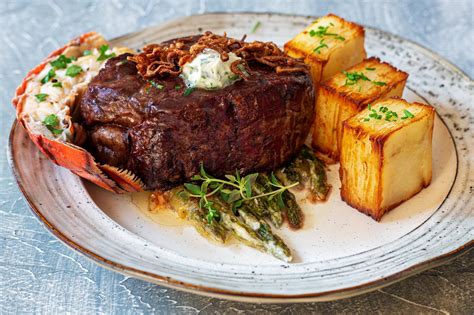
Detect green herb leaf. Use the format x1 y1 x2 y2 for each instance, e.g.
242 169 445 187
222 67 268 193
148 80 164 90
174 84 181 90
65 65 83 77
43 113 59 127
276 193 286 209
184 183 202 196
83 50 92 56
231 199 243 213
34 93 48 102
42 114 63 135
206 206 220 224
373 81 387 86
97 45 116 61
343 70 371 86
365 67 376 71
41 69 56 84
50 55 73 70
184 87 195 96
250 21 261 34
227 190 241 203
177 190 189 200
225 175 236 182
313 39 328 54
401 109 415 120
52 81 62 88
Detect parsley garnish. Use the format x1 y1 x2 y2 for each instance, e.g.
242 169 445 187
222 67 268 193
40 69 56 84
175 85 181 90
251 21 261 34
97 45 116 61
50 55 73 70
83 50 92 56
42 114 63 135
52 81 62 88
401 109 415 120
373 81 387 86
34 93 48 102
183 87 195 96
65 65 83 77
365 67 376 71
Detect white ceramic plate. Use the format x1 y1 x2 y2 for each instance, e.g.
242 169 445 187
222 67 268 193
9 13 473 302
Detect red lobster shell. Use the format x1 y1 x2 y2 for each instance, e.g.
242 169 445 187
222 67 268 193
12 32 143 193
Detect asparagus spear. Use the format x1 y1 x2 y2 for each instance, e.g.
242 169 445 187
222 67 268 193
277 145 330 202
212 197 292 262
167 187 228 243
255 174 283 227
237 204 292 262
303 147 330 202
282 190 303 229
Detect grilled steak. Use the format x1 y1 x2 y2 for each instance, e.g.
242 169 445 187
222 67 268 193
79 37 315 191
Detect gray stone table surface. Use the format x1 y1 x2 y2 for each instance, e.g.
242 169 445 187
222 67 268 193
0 0 472 314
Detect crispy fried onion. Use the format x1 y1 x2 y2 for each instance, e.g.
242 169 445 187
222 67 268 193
128 31 306 79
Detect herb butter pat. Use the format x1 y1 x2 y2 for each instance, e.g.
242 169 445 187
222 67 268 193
181 48 241 90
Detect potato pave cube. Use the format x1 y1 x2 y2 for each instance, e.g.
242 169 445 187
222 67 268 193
284 13 366 83
339 98 435 221
313 57 408 159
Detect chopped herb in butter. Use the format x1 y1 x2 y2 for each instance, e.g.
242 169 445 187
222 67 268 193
180 48 242 90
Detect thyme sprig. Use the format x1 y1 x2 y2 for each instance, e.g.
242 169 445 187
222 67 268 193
183 164 298 223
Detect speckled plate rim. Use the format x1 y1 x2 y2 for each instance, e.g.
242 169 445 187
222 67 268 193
8 12 473 303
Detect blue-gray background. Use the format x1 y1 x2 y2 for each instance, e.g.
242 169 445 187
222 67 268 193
1 0 472 314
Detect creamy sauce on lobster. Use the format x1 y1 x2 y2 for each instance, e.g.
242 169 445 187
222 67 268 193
22 44 129 141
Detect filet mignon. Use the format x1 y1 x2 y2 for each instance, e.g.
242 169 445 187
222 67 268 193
79 36 315 191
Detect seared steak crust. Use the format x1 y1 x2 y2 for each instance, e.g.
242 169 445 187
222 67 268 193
79 40 314 191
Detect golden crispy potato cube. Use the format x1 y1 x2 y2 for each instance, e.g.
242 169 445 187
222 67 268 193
284 14 366 83
313 57 408 159
339 98 435 221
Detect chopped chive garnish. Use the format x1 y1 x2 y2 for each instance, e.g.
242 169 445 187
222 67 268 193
365 67 376 71
313 39 328 54
373 81 387 86
364 105 414 122
343 70 370 86
401 109 415 120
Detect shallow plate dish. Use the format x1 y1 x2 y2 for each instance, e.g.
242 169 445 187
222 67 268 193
8 13 473 302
